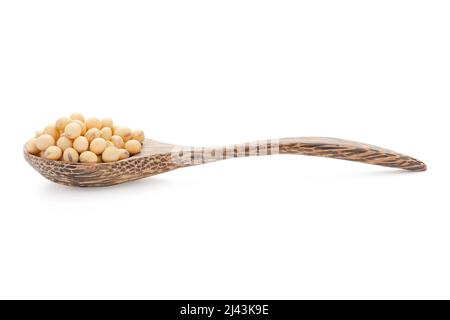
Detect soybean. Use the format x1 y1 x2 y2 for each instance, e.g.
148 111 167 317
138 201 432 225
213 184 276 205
125 140 142 155
80 151 98 163
55 117 71 131
27 114 145 163
132 130 145 143
118 149 130 160
90 138 107 155
43 124 60 140
26 138 40 155
111 135 125 148
73 120 87 135
70 113 85 122
56 136 73 151
85 128 100 142
73 136 89 153
100 127 112 140
64 122 82 139
36 134 55 151
45 146 63 160
102 146 120 162
85 117 102 130
114 127 132 141
63 148 79 163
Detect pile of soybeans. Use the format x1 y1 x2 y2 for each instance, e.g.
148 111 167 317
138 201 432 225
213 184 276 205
25 113 144 163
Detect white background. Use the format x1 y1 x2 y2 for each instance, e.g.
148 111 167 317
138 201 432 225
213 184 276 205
0 1 449 299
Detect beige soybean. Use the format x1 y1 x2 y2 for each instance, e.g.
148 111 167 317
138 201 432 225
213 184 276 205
26 138 40 155
118 148 130 160
56 136 73 151
79 151 98 163
63 148 79 163
111 135 124 148
28 114 144 162
36 134 55 151
85 128 100 142
73 136 89 153
70 113 85 122
44 146 63 160
114 127 132 141
125 140 142 155
55 117 71 131
90 138 107 155
43 124 60 140
102 146 120 162
132 130 145 143
64 122 82 139
99 127 112 140
85 117 102 130
101 118 113 128
73 120 87 135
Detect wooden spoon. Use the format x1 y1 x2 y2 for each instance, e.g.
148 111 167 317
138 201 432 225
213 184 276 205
24 137 426 187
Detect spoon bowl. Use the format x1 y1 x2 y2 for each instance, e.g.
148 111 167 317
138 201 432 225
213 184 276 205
24 137 427 187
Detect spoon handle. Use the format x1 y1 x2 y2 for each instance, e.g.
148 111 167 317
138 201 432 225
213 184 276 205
278 137 426 171
181 137 426 171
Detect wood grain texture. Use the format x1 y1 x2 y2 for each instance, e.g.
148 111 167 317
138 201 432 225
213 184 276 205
24 137 426 187
279 137 427 172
